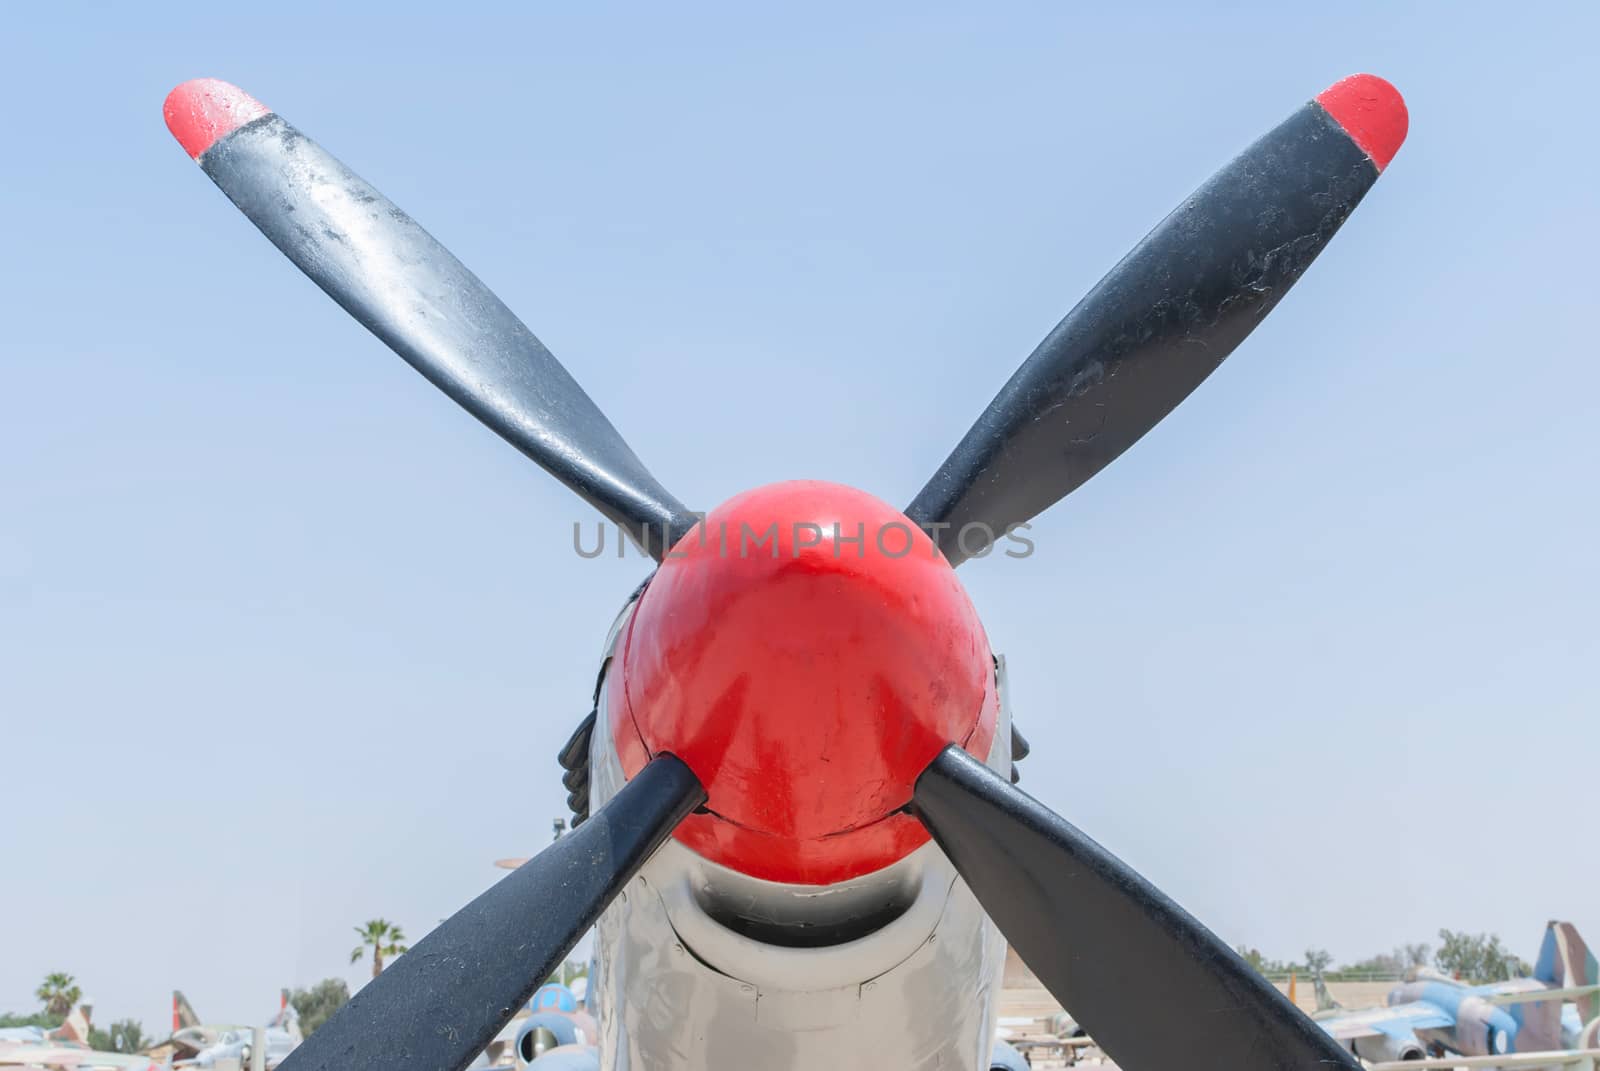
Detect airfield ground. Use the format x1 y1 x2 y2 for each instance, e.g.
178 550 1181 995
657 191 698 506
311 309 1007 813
999 945 1391 1016
996 948 1393 1066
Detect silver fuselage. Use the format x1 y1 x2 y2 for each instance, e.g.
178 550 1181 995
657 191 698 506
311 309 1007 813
586 600 1012 1070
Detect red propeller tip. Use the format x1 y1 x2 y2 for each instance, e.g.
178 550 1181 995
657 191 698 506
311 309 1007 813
1315 73 1408 172
163 78 270 159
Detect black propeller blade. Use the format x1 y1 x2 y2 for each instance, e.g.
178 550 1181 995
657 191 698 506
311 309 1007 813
278 754 704 1071
907 76 1406 565
913 745 1358 1071
165 79 696 559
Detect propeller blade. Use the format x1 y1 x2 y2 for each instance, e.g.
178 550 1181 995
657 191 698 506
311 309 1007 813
163 79 696 559
279 754 704 1071
907 74 1407 565
913 745 1358 1071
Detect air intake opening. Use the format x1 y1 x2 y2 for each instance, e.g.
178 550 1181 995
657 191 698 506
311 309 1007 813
689 857 923 949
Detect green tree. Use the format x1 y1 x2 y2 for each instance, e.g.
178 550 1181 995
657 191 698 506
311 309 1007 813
1343 950 1403 974
0 1011 61 1031
1304 948 1333 975
350 919 408 979
1235 946 1293 974
1340 942 1431 977
34 973 80 1019
1435 930 1529 983
87 1020 149 1054
289 978 349 1036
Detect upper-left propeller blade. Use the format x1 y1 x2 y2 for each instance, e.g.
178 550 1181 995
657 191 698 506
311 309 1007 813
163 78 697 559
278 753 704 1071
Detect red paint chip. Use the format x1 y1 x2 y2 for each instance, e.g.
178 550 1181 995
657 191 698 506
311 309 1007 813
163 78 270 159
1316 73 1408 172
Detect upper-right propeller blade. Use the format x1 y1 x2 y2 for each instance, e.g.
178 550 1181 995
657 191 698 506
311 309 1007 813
913 745 1358 1071
907 75 1407 566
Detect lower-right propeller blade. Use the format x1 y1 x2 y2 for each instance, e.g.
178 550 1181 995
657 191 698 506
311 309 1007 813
913 746 1356 1071
280 753 704 1071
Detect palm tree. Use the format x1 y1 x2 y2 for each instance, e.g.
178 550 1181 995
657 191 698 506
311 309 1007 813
350 920 408 979
35 972 80 1019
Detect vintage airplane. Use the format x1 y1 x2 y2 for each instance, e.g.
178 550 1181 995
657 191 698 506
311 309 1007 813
1317 921 1600 1062
162 68 1408 1071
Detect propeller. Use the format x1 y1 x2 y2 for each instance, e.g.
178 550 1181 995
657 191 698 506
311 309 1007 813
276 753 704 1071
165 71 1406 1071
162 79 697 559
912 745 1359 1071
907 74 1407 565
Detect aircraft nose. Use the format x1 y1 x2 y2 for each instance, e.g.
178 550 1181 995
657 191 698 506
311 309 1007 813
611 480 998 884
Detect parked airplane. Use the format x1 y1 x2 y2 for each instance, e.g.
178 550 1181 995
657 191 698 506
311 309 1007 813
1317 921 1600 1062
0 1005 91 1047
164 66 1408 1071
167 992 301 1069
163 990 217 1056
511 984 598 1070
172 991 200 1036
0 1004 163 1070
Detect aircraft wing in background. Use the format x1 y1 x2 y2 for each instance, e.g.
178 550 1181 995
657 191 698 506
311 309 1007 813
0 1043 164 1069
1318 1000 1454 1042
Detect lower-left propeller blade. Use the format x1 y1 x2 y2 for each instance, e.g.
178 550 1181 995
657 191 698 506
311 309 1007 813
279 754 704 1071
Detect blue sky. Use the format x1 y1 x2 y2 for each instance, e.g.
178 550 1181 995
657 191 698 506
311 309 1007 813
2 0 1595 1036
